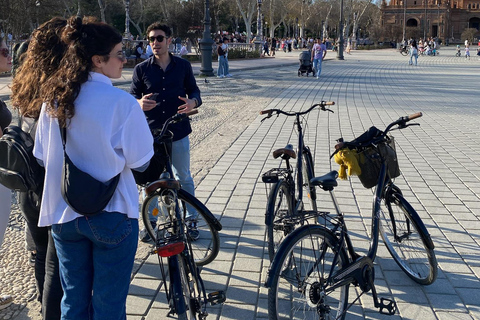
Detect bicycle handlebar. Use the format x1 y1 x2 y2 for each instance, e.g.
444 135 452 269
407 112 422 121
331 112 422 157
153 109 199 140
260 101 335 118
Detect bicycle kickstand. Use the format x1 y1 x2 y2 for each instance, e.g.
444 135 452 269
367 269 398 315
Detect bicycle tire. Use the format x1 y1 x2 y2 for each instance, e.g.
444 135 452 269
379 193 437 285
267 225 349 320
302 147 317 211
266 180 294 262
400 50 408 56
142 190 220 266
175 254 200 320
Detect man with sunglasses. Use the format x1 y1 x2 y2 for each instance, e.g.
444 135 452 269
129 22 201 241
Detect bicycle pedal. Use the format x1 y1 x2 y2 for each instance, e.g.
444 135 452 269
207 291 226 305
377 297 397 315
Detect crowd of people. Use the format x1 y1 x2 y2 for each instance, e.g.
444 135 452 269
1 17 201 320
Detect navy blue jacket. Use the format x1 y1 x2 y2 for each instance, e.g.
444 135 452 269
129 54 202 141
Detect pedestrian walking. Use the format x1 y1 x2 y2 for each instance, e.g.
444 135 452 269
409 40 418 66
33 16 153 319
271 37 277 56
222 37 232 77
311 38 327 79
129 22 202 241
216 40 226 78
465 44 470 59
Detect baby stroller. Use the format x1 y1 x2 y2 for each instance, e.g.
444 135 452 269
298 51 313 76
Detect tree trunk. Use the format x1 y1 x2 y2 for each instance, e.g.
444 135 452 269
98 0 106 22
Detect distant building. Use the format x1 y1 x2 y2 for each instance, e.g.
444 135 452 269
381 0 480 44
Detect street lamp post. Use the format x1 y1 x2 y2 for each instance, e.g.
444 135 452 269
403 0 407 41
199 0 214 76
337 0 344 60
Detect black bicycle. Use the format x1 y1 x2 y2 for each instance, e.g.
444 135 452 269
399 44 409 56
141 111 225 319
260 101 335 261
140 113 221 267
265 112 437 320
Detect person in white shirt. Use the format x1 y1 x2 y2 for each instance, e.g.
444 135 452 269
33 16 153 319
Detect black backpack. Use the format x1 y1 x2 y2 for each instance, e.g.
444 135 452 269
0 125 44 192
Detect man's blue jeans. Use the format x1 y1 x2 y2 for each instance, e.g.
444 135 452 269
52 212 138 320
217 55 226 76
313 58 323 78
223 56 229 75
171 136 197 219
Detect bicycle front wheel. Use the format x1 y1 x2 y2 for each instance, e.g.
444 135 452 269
266 180 294 262
380 193 437 285
142 190 220 266
268 226 349 320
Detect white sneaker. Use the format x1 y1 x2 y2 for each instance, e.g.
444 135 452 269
226 74 233 77
217 75 225 78
0 295 13 310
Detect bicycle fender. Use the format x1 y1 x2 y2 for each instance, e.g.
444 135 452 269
265 180 285 226
178 189 222 231
392 193 435 250
264 225 337 288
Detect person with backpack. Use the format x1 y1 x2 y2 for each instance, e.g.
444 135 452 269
9 17 69 319
311 38 327 79
0 35 14 311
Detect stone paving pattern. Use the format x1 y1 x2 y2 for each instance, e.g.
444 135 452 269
2 47 480 319
128 48 480 319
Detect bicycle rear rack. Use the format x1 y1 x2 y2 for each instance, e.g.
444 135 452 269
154 221 185 257
262 168 290 183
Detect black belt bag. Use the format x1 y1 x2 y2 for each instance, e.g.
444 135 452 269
59 126 120 216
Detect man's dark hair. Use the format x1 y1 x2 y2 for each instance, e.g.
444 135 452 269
146 22 172 38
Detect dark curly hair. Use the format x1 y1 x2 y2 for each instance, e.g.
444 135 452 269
10 17 67 119
146 22 172 38
42 16 122 127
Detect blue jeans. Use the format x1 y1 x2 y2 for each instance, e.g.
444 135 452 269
409 54 418 65
217 55 226 76
52 212 138 320
171 136 197 219
223 57 229 75
313 58 323 78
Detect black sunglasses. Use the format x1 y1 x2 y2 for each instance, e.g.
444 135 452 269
0 48 9 58
148 35 168 43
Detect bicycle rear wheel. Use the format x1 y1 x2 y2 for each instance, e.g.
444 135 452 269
171 254 201 320
302 147 317 211
142 190 220 266
268 225 349 320
379 193 437 285
266 180 294 262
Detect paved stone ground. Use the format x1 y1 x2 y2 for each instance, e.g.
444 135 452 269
3 47 480 319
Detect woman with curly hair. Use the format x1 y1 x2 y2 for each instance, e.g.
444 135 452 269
10 17 67 319
33 16 153 319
